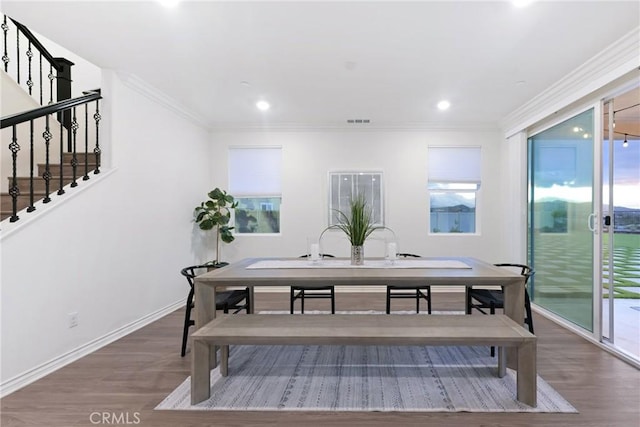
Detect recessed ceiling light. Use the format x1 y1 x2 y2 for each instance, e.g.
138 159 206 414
256 100 270 111
159 0 180 8
512 0 534 8
437 100 451 111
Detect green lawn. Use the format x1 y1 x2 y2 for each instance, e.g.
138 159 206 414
603 232 640 299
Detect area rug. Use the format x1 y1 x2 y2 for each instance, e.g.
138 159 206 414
156 344 577 413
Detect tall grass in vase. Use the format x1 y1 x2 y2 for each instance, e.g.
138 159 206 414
334 194 381 265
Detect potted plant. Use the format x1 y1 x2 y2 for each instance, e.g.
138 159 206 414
333 194 382 265
193 187 238 267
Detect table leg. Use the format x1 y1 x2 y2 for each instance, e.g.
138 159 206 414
503 278 525 369
195 282 217 368
497 346 506 377
191 339 211 405
194 280 216 330
220 345 229 377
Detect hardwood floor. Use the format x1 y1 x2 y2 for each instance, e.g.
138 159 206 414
2 292 639 427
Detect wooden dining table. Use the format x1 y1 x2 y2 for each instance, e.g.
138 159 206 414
193 256 527 366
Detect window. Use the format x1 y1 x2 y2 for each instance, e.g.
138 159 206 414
229 147 282 234
329 172 383 226
428 147 480 234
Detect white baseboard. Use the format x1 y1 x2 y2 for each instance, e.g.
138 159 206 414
0 299 184 398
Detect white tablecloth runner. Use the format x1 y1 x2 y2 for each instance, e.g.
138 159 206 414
246 259 472 269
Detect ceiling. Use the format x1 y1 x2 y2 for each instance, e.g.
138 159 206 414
2 1 639 130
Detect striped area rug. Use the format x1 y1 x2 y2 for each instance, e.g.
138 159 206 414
156 344 577 413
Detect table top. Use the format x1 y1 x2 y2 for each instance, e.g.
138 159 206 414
194 257 525 287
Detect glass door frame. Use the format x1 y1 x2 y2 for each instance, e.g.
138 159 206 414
526 102 603 340
601 85 640 364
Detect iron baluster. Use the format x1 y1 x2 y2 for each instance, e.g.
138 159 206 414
83 103 89 180
48 64 54 104
2 16 9 72
26 40 33 95
39 53 43 105
57 118 65 195
9 126 20 222
27 120 35 212
93 100 101 174
42 115 52 203
15 25 19 83
70 107 78 187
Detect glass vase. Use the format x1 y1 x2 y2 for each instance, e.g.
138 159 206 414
351 245 364 265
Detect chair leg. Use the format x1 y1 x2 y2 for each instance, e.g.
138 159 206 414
245 288 251 314
427 288 432 314
416 291 420 313
290 287 295 314
490 303 496 357
386 287 391 314
525 289 534 334
331 287 336 314
465 288 472 315
181 289 194 357
301 289 305 314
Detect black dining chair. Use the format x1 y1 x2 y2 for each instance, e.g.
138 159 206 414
290 254 336 314
386 253 432 314
180 264 250 357
466 263 535 356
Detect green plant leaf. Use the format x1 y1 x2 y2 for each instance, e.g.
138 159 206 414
334 194 378 246
209 188 225 200
199 218 214 230
195 187 238 261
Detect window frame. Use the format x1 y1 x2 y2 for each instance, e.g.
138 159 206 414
427 146 481 235
328 171 384 227
228 146 283 235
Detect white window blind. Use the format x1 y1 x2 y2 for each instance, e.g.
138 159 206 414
428 146 481 184
228 147 282 196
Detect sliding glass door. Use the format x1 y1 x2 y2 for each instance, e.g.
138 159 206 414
602 94 640 361
528 109 595 331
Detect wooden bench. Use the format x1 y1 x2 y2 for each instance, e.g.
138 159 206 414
191 314 537 406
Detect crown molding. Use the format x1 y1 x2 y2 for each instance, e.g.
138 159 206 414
208 121 500 133
501 26 640 138
115 71 210 130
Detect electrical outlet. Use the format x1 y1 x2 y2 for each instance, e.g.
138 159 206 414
68 312 79 328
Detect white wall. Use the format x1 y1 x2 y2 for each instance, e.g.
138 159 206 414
501 131 528 263
208 128 510 264
0 70 212 393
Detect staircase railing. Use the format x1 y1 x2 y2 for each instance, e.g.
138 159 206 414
2 15 73 109
1 90 102 223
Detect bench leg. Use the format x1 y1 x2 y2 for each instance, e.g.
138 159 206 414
220 345 229 377
497 346 506 378
209 344 217 370
191 339 211 404
516 340 537 407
